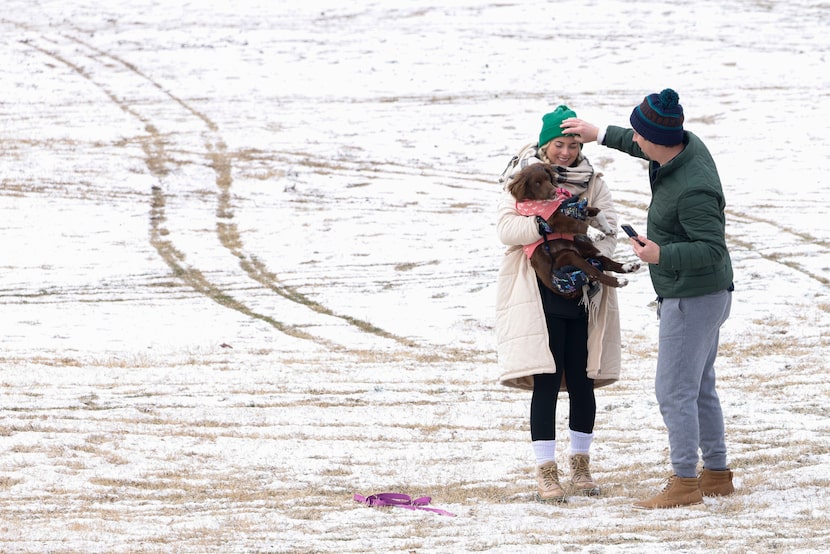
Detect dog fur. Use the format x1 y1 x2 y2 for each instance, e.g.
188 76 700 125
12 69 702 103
507 163 640 297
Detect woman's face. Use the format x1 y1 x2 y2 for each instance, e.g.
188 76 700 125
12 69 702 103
544 136 581 167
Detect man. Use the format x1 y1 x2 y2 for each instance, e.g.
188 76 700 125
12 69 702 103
561 89 735 509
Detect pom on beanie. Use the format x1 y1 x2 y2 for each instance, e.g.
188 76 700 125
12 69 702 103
629 88 685 146
539 105 578 147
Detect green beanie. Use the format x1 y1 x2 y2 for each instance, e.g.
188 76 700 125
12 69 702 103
538 105 578 146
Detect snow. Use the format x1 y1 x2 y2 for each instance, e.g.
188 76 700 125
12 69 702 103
1 0 829 552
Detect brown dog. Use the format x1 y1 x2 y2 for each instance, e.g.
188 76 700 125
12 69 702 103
507 163 639 297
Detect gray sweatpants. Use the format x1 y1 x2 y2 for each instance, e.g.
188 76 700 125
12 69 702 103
655 290 732 478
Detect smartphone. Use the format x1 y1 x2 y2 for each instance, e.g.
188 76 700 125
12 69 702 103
621 224 646 246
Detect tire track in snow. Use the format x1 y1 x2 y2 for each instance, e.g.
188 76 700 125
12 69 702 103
724 209 830 287
19 31 416 349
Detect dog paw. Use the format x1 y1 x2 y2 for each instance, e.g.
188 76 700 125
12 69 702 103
586 226 606 242
615 277 629 287
592 213 614 235
622 262 641 273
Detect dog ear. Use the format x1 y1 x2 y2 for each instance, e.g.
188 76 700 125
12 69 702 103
507 171 526 200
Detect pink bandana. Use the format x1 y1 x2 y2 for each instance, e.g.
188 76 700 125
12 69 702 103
516 188 574 258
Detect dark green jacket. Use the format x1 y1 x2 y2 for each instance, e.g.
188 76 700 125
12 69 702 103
604 126 733 298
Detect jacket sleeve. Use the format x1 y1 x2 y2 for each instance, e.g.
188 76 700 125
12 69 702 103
603 125 648 161
588 175 619 259
496 189 540 247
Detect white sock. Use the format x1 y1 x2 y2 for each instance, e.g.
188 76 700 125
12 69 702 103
532 440 556 465
569 430 593 455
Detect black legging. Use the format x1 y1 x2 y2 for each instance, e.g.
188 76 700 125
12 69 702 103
530 315 596 440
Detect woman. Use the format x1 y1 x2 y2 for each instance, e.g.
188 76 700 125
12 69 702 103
495 104 623 503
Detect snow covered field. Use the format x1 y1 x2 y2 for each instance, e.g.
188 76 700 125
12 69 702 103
1 0 828 552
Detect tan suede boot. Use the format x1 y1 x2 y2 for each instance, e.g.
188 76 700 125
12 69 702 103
569 454 601 496
536 461 567 503
632 475 703 510
699 468 735 497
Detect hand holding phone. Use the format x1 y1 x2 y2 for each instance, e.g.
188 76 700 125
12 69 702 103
621 224 646 247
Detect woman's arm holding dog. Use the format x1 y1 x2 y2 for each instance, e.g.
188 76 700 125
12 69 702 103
496 189 541 246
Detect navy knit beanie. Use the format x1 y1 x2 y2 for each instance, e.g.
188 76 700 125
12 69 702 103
630 88 685 146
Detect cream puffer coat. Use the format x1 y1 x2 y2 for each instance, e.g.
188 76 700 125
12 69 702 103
495 154 622 391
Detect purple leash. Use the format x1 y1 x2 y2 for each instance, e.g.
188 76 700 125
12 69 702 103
354 492 456 517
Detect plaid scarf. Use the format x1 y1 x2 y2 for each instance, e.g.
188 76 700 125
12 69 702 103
538 150 594 191
500 145 596 189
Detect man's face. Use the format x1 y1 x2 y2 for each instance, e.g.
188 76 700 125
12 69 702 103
632 131 656 161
